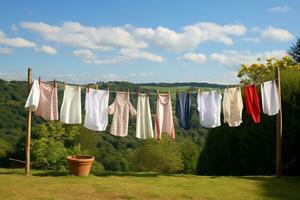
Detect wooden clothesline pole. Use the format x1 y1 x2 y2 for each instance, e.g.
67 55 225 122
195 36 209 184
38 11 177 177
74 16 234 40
25 68 32 176
275 67 282 177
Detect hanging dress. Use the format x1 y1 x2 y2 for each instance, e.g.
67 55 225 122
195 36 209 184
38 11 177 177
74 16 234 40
155 92 175 140
261 80 280 116
25 80 40 112
60 85 82 124
197 90 222 128
176 92 192 130
244 84 261 123
108 91 136 137
223 87 243 127
136 93 154 139
35 81 59 121
84 89 109 131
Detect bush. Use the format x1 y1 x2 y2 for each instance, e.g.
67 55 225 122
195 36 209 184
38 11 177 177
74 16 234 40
31 122 83 171
90 161 105 175
130 136 183 173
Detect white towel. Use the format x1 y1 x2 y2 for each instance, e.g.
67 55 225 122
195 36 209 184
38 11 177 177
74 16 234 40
84 89 109 131
60 85 82 124
197 90 222 128
136 94 154 139
261 80 280 116
24 80 40 111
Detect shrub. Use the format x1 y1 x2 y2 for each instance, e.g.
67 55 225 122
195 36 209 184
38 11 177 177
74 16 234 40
130 135 183 173
31 122 83 171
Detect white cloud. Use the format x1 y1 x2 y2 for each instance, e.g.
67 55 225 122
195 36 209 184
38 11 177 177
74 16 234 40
268 5 289 12
0 47 13 54
21 21 147 51
73 49 96 60
119 48 164 63
21 21 247 53
210 50 287 67
178 53 207 63
241 37 261 43
73 48 164 64
0 30 36 48
134 22 246 51
261 26 294 42
35 45 57 55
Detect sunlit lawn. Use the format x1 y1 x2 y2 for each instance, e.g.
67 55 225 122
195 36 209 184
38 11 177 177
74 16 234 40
0 168 300 200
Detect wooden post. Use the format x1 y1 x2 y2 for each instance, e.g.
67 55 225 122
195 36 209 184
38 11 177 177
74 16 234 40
275 67 282 177
25 68 32 176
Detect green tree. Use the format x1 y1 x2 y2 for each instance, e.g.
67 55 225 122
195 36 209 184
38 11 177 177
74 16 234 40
288 38 300 63
130 136 183 173
237 56 300 83
31 122 83 170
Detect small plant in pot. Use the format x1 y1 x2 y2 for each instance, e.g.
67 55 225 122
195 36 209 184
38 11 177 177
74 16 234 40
67 155 95 176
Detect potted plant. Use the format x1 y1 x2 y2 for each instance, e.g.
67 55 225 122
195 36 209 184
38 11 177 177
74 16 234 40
67 155 95 176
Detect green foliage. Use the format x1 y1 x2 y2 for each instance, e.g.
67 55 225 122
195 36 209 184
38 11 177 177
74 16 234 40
237 56 300 83
177 136 200 174
130 136 183 173
90 161 105 175
288 38 300 63
31 122 83 170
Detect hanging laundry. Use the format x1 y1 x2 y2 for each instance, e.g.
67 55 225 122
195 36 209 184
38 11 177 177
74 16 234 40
197 90 222 128
244 84 261 123
35 81 59 121
223 87 243 127
176 92 192 130
261 80 280 116
25 80 40 111
155 92 175 139
84 89 109 131
108 91 136 137
136 93 154 139
60 85 82 124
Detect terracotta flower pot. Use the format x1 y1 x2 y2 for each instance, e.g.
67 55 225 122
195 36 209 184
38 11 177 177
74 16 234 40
67 155 95 176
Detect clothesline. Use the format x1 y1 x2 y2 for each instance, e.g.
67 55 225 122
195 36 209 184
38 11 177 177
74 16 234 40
37 78 278 95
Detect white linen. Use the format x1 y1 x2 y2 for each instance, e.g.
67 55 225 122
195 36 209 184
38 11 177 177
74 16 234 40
24 80 40 111
261 80 280 116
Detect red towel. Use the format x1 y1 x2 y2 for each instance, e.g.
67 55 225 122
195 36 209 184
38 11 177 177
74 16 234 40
244 84 261 123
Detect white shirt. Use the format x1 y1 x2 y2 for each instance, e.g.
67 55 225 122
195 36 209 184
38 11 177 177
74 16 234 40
84 89 109 131
60 85 82 124
197 90 222 128
261 80 280 116
25 80 40 111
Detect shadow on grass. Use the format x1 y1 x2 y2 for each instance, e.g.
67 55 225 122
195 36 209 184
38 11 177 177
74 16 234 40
236 176 300 200
93 172 161 177
33 171 69 177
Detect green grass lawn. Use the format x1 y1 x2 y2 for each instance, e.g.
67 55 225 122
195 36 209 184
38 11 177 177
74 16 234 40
0 168 300 200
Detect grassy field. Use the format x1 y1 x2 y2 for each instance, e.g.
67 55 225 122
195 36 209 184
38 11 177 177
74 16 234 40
0 169 300 200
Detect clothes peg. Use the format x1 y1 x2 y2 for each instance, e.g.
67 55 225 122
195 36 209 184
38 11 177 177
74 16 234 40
136 88 139 96
54 79 56 87
87 84 90 92
95 82 99 90
176 89 179 95
39 76 41 84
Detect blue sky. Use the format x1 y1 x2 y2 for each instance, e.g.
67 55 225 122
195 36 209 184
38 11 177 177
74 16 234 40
0 0 299 84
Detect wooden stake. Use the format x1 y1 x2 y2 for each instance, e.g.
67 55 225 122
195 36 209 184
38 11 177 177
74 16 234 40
275 67 282 177
25 68 32 176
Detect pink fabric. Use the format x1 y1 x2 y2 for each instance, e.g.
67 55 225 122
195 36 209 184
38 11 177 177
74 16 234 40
108 91 136 137
35 82 59 121
155 93 175 140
